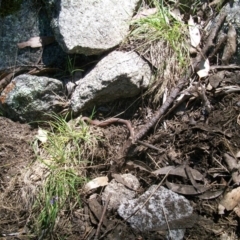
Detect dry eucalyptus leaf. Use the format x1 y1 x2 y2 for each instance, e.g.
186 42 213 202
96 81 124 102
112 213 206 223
188 15 201 48
84 176 108 192
198 189 224 200
169 8 183 22
35 128 48 143
218 187 240 213
166 180 209 195
17 36 55 49
152 166 204 181
126 160 152 173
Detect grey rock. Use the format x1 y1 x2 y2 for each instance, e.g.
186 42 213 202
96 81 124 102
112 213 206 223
118 185 193 240
0 74 65 122
0 0 66 70
102 174 140 210
71 51 151 114
45 0 140 55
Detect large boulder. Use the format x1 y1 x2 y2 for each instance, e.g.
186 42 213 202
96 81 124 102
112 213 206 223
0 74 65 122
0 0 66 70
70 51 151 114
45 0 140 55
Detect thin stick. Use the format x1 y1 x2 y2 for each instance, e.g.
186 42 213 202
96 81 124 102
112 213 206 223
162 207 172 240
94 193 111 240
137 140 164 153
134 69 192 141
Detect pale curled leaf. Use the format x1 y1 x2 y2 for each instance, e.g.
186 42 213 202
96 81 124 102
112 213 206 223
188 15 201 48
218 187 240 213
233 206 240 217
35 128 48 143
197 58 210 78
84 176 108 192
169 8 183 22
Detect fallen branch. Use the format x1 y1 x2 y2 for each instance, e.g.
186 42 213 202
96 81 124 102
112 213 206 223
94 193 111 240
134 69 192 141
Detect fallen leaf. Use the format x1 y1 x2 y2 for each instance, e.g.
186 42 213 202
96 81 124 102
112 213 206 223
17 36 55 49
35 128 48 143
152 166 204 181
188 15 201 48
198 189 224 199
218 187 240 213
84 176 108 192
126 160 152 173
166 180 209 195
233 206 240 217
197 58 210 78
169 8 183 22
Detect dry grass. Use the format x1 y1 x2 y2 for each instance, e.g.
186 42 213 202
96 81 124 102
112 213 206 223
122 0 190 105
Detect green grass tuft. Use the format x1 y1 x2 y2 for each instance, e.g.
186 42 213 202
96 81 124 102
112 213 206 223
31 113 96 238
130 0 189 68
128 0 190 103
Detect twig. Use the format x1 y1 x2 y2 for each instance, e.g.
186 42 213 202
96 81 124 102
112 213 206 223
162 207 172 240
198 83 212 114
201 13 226 58
137 140 164 153
94 193 111 240
193 13 226 71
223 153 240 184
210 65 240 70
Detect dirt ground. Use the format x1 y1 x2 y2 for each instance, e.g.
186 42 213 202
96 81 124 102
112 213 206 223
1 88 240 239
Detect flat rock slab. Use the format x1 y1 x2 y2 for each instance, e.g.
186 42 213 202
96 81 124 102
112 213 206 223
118 185 193 240
71 51 151 114
47 0 140 55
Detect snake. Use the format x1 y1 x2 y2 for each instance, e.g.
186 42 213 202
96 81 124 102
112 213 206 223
81 117 134 140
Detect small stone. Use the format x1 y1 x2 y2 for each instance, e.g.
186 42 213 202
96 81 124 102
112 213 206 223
102 173 140 210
